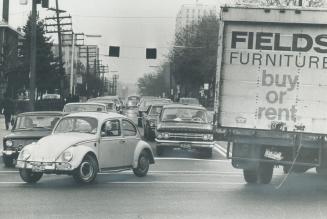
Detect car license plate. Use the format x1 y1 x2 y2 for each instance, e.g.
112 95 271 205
264 149 282 161
180 143 191 149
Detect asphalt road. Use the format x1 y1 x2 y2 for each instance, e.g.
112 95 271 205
2 117 327 218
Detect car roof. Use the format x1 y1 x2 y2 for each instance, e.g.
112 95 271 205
64 102 107 106
63 111 126 122
180 97 198 100
17 111 67 116
162 104 206 110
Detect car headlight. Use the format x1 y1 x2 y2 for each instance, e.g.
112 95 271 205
5 140 13 147
163 133 170 139
21 150 31 160
157 133 163 139
62 151 73 162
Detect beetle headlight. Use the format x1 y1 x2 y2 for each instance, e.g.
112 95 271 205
21 150 31 160
62 151 73 162
5 140 13 147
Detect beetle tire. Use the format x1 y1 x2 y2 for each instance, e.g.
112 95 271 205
133 151 150 177
73 154 98 184
19 169 43 183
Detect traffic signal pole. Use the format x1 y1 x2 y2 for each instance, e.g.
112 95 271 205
29 0 37 111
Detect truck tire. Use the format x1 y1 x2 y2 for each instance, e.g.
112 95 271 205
243 169 257 183
258 163 273 184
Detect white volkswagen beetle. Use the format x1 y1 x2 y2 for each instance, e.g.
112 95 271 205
16 112 155 184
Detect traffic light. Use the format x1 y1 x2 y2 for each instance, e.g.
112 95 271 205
109 46 120 57
146 48 157 59
42 0 49 8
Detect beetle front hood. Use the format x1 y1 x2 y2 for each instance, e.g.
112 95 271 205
23 133 96 162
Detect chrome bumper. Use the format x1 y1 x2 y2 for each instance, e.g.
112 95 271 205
16 160 73 172
2 150 19 156
155 139 214 148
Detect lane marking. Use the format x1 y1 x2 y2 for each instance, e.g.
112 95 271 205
215 144 227 154
213 147 226 157
107 181 244 185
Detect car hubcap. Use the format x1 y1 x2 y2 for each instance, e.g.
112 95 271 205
80 161 93 180
139 156 148 171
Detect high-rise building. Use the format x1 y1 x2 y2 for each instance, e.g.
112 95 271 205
175 3 217 32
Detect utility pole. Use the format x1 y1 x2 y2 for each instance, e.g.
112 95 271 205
55 0 64 98
45 2 72 99
29 0 37 111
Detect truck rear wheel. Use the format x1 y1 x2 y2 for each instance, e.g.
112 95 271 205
243 170 257 183
258 163 273 184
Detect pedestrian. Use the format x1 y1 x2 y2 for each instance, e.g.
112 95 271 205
1 93 15 130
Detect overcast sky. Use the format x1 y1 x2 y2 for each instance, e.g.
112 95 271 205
3 0 229 85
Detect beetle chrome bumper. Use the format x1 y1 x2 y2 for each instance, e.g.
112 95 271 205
16 160 73 173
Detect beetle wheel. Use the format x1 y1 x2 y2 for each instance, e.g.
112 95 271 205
73 154 98 184
133 151 150 177
19 169 43 183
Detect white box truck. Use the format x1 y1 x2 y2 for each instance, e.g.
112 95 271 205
214 6 327 184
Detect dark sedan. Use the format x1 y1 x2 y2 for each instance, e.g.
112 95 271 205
155 104 214 158
2 111 66 167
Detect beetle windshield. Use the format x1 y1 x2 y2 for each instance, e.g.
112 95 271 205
15 115 62 131
54 117 98 134
161 108 208 123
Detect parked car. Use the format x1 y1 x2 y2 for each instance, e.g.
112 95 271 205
155 104 214 158
179 97 201 106
63 102 107 113
16 112 155 184
142 103 168 141
137 98 172 127
2 111 66 167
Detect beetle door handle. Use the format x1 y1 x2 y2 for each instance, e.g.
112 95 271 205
120 139 126 143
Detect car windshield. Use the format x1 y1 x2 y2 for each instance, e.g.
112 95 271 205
63 104 105 113
149 106 163 115
54 117 98 134
180 98 199 105
161 108 208 123
15 115 62 130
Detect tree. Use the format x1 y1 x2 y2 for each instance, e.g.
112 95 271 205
169 15 219 98
14 14 61 98
137 63 170 97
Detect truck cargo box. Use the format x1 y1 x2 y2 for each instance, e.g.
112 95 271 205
215 6 327 134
